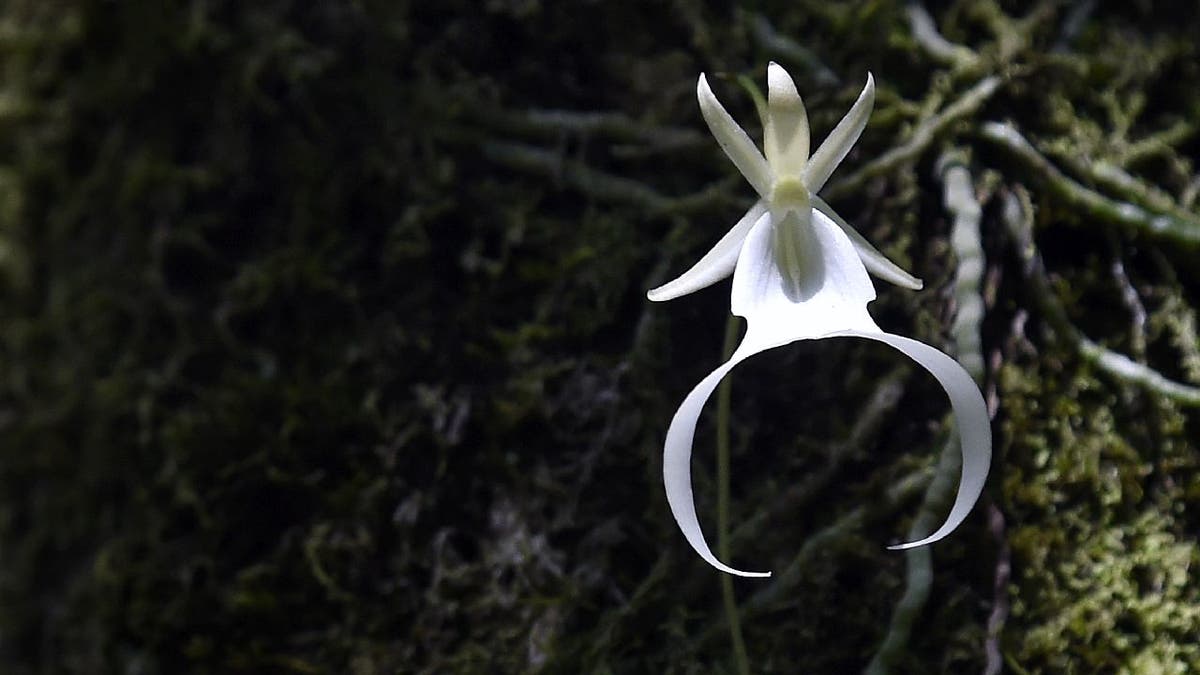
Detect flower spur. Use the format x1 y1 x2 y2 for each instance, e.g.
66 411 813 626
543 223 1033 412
650 63 991 577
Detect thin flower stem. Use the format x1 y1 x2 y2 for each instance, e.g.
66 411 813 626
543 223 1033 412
695 468 931 647
716 313 750 675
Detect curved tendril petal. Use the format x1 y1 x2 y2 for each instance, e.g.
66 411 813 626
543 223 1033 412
648 202 768 302
664 330 990 575
663 354 771 578
697 74 773 199
813 195 924 290
805 73 875 194
764 62 810 178
840 333 992 549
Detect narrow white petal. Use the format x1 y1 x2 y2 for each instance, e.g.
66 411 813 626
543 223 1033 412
697 73 773 198
764 62 810 178
804 73 875 193
663 353 770 577
813 195 924 290
647 202 768 302
832 332 992 549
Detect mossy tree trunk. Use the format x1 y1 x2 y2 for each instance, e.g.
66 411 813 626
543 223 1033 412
1 1 1198 673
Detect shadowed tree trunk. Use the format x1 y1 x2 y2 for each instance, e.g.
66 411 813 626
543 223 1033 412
1 1 1197 673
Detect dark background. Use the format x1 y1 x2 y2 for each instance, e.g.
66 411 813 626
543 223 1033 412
1 1 1198 673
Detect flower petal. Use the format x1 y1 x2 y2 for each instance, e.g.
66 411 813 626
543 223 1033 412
697 73 773 199
647 201 767 302
662 68 988 579
663 352 771 577
664 207 881 577
813 195 924 290
764 62 810 178
804 73 875 193
732 208 877 349
839 332 992 550
664 327 990 577
663 208 988 576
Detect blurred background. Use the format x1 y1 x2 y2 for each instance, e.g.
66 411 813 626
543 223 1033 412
1 1 1198 672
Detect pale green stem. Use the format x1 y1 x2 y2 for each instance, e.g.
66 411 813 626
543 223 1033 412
905 2 980 72
1001 187 1200 406
738 468 929 621
867 155 986 675
979 121 1200 246
717 313 750 675
1050 149 1191 222
693 468 930 648
1121 118 1195 165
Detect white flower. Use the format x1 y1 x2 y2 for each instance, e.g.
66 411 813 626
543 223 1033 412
649 63 991 577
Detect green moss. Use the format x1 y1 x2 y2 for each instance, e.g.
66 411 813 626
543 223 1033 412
1001 359 1200 673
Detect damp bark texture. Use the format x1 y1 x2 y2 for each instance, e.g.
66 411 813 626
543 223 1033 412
1 1 1199 673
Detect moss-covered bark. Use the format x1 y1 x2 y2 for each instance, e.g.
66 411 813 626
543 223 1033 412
1 1 1198 673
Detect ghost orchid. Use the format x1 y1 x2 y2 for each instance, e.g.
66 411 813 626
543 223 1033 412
650 63 991 577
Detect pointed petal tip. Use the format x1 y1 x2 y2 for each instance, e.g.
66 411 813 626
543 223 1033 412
645 202 767 303
703 556 773 577
704 564 773 578
766 62 799 100
811 199 924 290
646 285 682 302
735 569 772 578
803 72 875 192
890 271 924 291
886 535 939 551
850 332 990 556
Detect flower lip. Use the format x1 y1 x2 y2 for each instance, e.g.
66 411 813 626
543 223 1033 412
662 204 991 578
